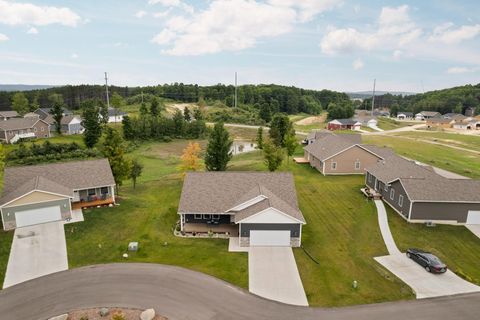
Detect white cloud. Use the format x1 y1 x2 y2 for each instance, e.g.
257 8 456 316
154 0 297 56
0 32 8 41
267 0 341 22
393 50 403 59
446 66 477 74
71 53 79 59
135 10 147 18
429 23 480 44
149 0 194 14
26 26 38 34
0 0 81 27
320 5 421 55
153 9 171 18
352 58 364 70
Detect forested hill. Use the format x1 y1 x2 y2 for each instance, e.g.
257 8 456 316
0 83 350 115
360 83 480 115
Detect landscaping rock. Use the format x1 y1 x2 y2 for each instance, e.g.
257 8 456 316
140 308 155 320
99 308 110 317
48 314 68 320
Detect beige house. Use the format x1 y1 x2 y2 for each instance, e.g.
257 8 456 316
0 117 50 143
304 134 394 175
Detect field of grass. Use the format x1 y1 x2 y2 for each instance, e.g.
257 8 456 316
363 135 480 178
387 206 480 284
391 131 480 152
376 118 417 131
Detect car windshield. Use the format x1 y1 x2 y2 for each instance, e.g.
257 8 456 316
424 254 442 264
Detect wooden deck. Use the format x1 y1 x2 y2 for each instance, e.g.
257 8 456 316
294 157 310 164
183 223 239 236
72 198 115 210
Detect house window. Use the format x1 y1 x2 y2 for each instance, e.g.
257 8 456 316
41 127 44 132
100 187 109 194
212 214 220 220
194 214 202 220
203 214 211 219
384 184 388 192
331 162 337 170
355 160 361 170
368 173 372 182
34 127 37 132
398 195 404 207
88 189 96 196
390 189 395 200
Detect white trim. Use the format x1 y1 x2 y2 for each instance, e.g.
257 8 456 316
203 214 211 219
398 194 404 207
322 144 385 162
227 195 267 212
0 189 72 209
408 200 413 220
299 223 302 246
235 206 306 224
212 214 220 220
390 188 395 200
194 214 202 219
331 161 337 170
355 160 361 170
0 207 6 230
72 184 116 192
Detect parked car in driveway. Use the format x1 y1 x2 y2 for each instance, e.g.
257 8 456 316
406 248 447 273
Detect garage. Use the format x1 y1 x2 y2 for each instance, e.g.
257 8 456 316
15 206 62 228
466 211 480 224
250 230 291 247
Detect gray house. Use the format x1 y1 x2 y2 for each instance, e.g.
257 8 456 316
365 155 480 225
0 159 116 230
178 172 306 247
60 115 84 134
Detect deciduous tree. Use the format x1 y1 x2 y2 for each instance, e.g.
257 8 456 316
81 101 102 148
150 98 160 116
269 113 292 147
129 158 143 189
49 94 64 135
263 139 284 172
179 142 202 175
284 131 298 165
256 127 264 149
184 106 191 121
101 127 131 187
205 122 232 171
12 92 29 116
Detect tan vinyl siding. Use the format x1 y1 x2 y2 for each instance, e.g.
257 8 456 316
323 145 381 175
4 191 69 208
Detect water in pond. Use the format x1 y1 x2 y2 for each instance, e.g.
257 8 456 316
230 141 257 155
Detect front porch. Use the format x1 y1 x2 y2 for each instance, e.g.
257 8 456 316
361 187 382 200
183 223 239 236
72 185 115 209
72 197 115 210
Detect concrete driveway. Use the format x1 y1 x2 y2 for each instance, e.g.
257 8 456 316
248 247 308 306
375 254 480 298
466 225 480 239
3 221 68 288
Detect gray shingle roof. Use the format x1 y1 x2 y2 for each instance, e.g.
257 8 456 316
365 154 436 183
178 172 305 223
306 130 362 144
0 117 47 131
360 145 396 159
0 111 19 118
0 176 72 206
400 178 480 202
60 114 81 125
304 134 378 161
420 111 441 117
330 118 360 125
108 107 127 117
1 159 115 206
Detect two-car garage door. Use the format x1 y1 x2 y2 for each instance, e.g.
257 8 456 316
15 206 62 228
250 230 290 246
466 211 480 225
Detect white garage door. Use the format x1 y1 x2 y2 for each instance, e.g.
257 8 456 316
250 230 291 247
466 211 480 225
15 205 62 228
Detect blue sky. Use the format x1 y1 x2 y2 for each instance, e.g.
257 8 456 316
0 0 479 92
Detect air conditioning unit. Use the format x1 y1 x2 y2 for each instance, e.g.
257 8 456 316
425 221 436 227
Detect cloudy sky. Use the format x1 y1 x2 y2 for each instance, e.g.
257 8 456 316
0 0 479 92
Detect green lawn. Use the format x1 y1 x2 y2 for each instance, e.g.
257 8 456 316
387 206 480 284
391 131 480 153
363 135 480 178
376 118 417 131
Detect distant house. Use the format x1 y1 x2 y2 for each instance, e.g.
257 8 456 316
0 117 50 143
0 111 19 121
373 110 390 117
60 115 84 134
367 118 378 128
305 130 361 145
465 107 476 117
442 113 466 121
365 155 480 224
35 108 73 120
397 112 413 120
178 172 306 247
415 111 441 121
106 107 126 123
304 134 394 175
327 119 361 131
453 119 480 130
426 117 455 129
0 159 116 230
23 112 40 119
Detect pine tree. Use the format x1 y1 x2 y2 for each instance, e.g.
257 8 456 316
81 101 102 148
49 94 64 135
140 102 148 116
99 101 109 125
122 115 134 140
193 108 203 120
205 122 233 171
150 98 160 116
256 127 264 149
269 114 292 147
173 109 185 136
184 106 191 121
101 127 131 187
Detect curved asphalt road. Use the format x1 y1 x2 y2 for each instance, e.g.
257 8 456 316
1 263 480 320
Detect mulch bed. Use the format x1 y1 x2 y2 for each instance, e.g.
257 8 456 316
68 307 167 320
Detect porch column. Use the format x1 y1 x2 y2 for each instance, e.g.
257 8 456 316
180 214 184 231
111 185 116 203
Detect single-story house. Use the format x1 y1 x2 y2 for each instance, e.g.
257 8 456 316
397 112 413 120
442 113 467 121
0 111 19 121
106 107 126 123
415 111 441 121
373 110 390 117
0 159 116 230
178 172 306 247
59 115 84 134
465 107 476 117
453 119 480 130
426 117 455 129
0 117 50 143
367 118 378 128
305 130 361 145
327 119 361 131
365 155 480 224
304 134 394 175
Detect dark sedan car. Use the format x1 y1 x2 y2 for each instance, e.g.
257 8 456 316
406 248 447 273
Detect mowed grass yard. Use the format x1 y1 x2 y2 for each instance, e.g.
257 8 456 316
387 206 480 285
363 135 480 178
391 131 480 153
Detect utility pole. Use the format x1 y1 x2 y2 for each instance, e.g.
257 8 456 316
371 78 376 116
234 72 237 109
104 72 110 109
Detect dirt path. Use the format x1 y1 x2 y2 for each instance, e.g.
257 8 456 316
295 115 326 126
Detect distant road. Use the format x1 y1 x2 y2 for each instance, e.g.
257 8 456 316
1 263 480 320
207 122 308 136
